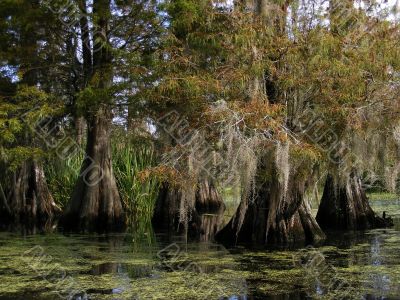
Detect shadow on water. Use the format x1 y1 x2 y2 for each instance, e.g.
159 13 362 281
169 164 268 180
0 199 400 299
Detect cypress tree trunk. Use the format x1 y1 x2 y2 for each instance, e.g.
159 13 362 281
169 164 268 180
216 170 325 246
152 180 225 242
216 197 325 247
152 183 181 233
75 116 86 146
195 179 225 213
316 172 391 230
0 180 11 222
0 0 60 229
62 106 125 232
61 0 125 232
193 180 225 242
1 160 61 229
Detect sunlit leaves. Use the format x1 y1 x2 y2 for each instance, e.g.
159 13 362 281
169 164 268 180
0 86 59 167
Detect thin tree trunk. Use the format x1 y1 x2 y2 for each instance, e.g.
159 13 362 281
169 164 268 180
71 0 90 146
75 116 86 146
0 181 11 221
78 0 92 86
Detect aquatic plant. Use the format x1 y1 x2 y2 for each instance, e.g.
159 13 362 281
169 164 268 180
44 134 160 233
113 141 160 231
45 152 83 208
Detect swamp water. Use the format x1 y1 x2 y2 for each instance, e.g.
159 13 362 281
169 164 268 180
0 198 400 300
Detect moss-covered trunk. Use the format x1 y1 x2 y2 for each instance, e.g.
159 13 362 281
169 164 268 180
216 169 325 246
316 172 391 230
216 183 325 246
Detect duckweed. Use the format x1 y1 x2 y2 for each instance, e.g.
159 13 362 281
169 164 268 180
0 199 399 299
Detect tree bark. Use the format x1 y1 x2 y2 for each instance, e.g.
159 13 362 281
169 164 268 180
316 172 391 230
62 106 125 232
152 183 182 233
71 0 90 146
0 178 12 223
195 179 224 213
75 116 86 146
216 170 325 246
1 160 61 229
0 182 11 213
152 180 225 242
61 0 125 232
78 0 92 86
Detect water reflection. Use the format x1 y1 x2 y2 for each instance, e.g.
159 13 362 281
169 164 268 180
0 199 399 299
364 234 391 298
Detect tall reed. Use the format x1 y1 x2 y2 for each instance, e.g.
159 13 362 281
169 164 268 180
113 142 160 232
45 134 160 235
45 152 83 208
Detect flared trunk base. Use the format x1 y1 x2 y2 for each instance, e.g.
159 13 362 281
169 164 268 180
316 173 393 231
61 108 125 232
216 180 325 247
0 160 61 230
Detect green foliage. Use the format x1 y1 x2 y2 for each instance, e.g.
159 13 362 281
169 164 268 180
76 85 113 117
0 86 59 169
113 140 160 229
44 152 83 208
43 132 160 230
166 0 204 39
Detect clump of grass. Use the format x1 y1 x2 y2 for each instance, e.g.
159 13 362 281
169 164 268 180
45 134 160 235
113 141 160 232
45 152 83 208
